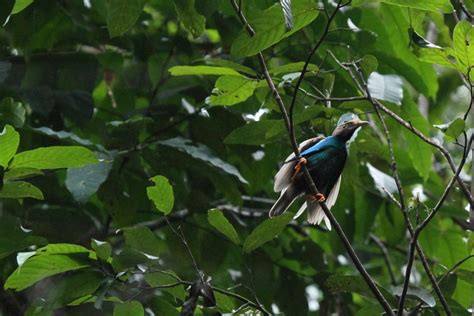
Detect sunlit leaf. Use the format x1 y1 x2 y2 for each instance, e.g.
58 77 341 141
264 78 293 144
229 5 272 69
169 66 243 77
10 146 98 170
113 301 144 316
146 175 174 215
0 181 43 200
206 76 259 106
173 0 205 38
5 254 90 291
0 125 19 168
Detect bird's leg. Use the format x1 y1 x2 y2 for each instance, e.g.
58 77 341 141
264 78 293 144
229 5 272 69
308 193 326 203
291 157 307 180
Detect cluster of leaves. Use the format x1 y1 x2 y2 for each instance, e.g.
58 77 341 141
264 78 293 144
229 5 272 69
0 0 473 315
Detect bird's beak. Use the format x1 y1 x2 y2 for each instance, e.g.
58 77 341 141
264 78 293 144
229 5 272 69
352 118 369 127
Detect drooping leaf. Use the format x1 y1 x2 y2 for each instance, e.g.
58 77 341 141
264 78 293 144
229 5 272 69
5 254 90 291
36 243 92 255
434 118 465 140
159 137 247 183
10 146 98 170
231 0 319 57
243 213 293 253
113 301 144 316
0 125 19 168
453 21 474 73
206 76 259 106
367 72 404 105
392 286 436 307
0 181 43 200
207 209 240 245
107 0 146 37
146 175 174 215
173 0 205 38
169 66 243 77
378 0 454 13
0 98 26 128
32 127 94 146
65 152 114 203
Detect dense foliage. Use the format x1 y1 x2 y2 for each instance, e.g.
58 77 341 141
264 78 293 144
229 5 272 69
0 0 473 315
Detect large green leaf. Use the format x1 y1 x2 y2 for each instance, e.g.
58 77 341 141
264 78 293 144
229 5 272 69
231 0 319 57
107 0 146 37
113 301 144 316
207 209 240 245
206 76 259 106
453 21 474 73
146 175 174 215
5 254 90 291
0 181 43 200
169 65 243 77
378 0 454 13
158 137 247 183
11 0 34 14
243 213 293 253
173 0 205 38
224 120 278 145
10 146 98 170
0 125 19 168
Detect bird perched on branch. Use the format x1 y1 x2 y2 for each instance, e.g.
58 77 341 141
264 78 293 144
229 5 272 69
269 117 369 229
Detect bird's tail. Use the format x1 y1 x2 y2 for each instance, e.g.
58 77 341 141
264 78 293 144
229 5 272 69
269 185 298 217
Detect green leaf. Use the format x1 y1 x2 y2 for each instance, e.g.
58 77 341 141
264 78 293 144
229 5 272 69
11 0 34 14
434 118 465 139
453 21 474 73
231 0 319 57
0 216 47 260
392 286 436 307
65 152 114 203
224 120 278 145
4 168 42 181
378 0 454 13
207 209 240 245
0 125 19 168
123 227 162 257
107 0 146 37
32 127 94 146
5 254 90 291
91 239 112 261
206 76 259 106
159 137 247 183
145 271 185 300
418 47 458 69
146 175 174 215
113 301 144 316
0 181 43 200
269 62 318 75
173 0 205 38
243 213 293 253
401 95 432 181
168 65 243 77
0 97 26 128
10 146 98 170
36 243 92 255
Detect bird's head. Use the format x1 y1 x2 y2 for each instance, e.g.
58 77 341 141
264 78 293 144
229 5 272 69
332 118 369 142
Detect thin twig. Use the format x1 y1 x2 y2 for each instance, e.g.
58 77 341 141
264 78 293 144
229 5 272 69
229 1 395 314
369 234 397 286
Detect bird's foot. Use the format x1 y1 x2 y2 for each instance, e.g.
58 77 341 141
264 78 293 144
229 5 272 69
291 157 307 180
308 193 326 203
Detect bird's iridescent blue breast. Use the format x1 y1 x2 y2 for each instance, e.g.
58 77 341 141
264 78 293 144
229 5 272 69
301 136 347 157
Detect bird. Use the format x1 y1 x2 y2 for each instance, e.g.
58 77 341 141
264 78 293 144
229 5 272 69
269 118 369 229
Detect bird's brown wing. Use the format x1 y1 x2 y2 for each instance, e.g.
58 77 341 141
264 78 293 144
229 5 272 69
273 135 325 192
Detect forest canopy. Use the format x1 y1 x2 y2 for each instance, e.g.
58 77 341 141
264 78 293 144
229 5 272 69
0 0 473 315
